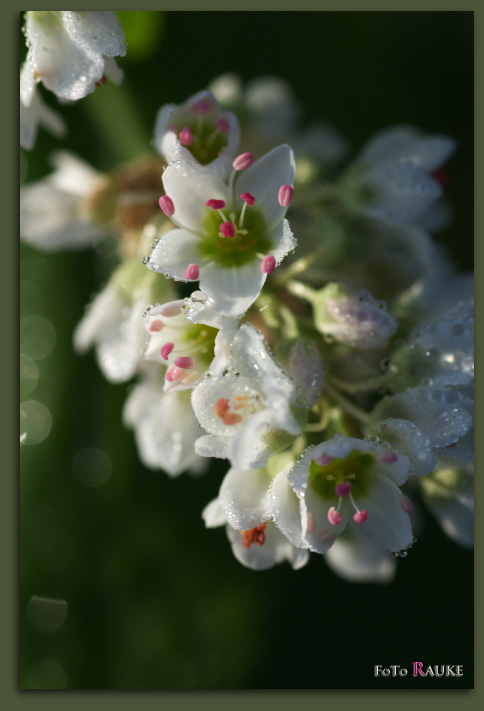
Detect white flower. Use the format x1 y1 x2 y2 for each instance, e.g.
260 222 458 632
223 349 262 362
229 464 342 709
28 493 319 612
325 531 397 584
74 261 174 383
271 435 414 556
20 64 66 150
154 89 240 176
143 294 238 393
289 282 397 349
145 144 297 317
339 125 456 225
123 374 206 477
20 152 105 250
191 323 307 469
23 11 126 102
202 494 309 571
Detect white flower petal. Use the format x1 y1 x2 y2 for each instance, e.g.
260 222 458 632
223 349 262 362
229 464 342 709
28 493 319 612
194 434 230 460
355 476 414 553
360 126 456 173
271 219 297 264
325 533 396 583
147 228 201 281
62 11 127 58
375 418 437 477
420 465 474 548
219 467 272 530
202 497 226 528
270 468 307 548
237 144 296 228
228 410 285 470
226 522 309 571
300 488 345 554
103 56 124 84
200 262 266 317
20 86 67 151
162 162 228 232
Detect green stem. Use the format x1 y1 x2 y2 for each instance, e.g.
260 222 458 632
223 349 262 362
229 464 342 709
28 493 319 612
325 383 369 425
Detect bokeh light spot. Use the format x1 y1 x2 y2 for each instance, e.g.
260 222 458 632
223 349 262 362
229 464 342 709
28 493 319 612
27 596 68 633
20 315 56 360
72 447 112 487
20 401 52 445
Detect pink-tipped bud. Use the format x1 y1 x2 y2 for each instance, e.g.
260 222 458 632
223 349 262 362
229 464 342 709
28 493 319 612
335 482 353 498
315 452 334 467
174 356 195 370
215 118 230 133
161 342 174 361
206 199 227 209
278 184 294 208
328 507 343 525
233 152 254 171
184 263 200 281
378 450 398 465
240 192 256 206
149 319 164 333
166 365 183 382
159 195 175 217
261 255 277 274
192 99 210 114
220 221 237 238
399 494 414 514
353 510 368 524
179 127 194 146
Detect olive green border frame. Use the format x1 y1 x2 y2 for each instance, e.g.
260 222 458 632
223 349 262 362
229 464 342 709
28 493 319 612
7 1 479 708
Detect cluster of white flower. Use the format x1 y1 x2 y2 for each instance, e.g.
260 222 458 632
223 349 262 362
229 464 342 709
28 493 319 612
20 24 474 582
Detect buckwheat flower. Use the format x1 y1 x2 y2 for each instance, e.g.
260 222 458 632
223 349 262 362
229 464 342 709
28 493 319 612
289 282 397 349
123 371 206 476
20 64 66 150
74 260 174 383
338 125 456 225
154 89 240 176
143 294 238 393
325 530 397 584
202 495 309 571
20 151 105 251
145 145 297 317
272 435 414 556
22 11 126 102
191 323 308 470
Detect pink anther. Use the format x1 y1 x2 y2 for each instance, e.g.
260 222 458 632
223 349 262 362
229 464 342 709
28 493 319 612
161 342 174 361
378 450 399 465
149 319 164 333
179 127 194 146
278 184 294 208
174 356 195 370
240 192 256 206
220 221 237 238
261 255 277 274
159 195 175 217
192 99 210 114
206 199 227 209
328 506 343 525
166 365 183 382
215 118 230 133
184 263 200 281
233 152 254 171
335 482 353 498
353 510 368 524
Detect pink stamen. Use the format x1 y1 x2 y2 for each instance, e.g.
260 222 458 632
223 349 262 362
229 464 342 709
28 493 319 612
233 152 254 171
335 482 353 498
149 319 164 333
261 255 277 274
214 398 230 419
223 412 243 426
328 507 343 525
278 184 294 208
192 99 210 114
353 510 368 524
315 452 334 466
161 342 174 361
206 199 227 209
166 365 183 382
159 195 175 217
378 450 398 465
240 192 256 206
184 263 200 281
399 494 414 514
179 127 194 146
215 118 230 133
306 511 317 535
220 221 237 238
174 356 195 370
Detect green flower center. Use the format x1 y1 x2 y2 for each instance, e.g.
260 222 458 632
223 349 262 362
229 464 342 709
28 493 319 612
199 205 274 268
309 451 376 500
174 110 229 166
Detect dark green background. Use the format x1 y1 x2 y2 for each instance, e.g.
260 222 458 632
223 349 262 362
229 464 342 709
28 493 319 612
20 11 474 689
